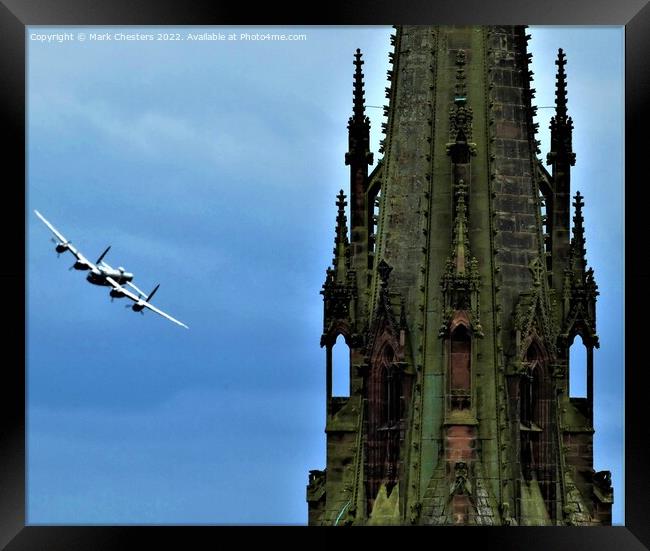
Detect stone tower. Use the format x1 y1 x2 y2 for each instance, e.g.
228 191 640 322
306 26 613 526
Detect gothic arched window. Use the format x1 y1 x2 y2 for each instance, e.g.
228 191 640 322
519 341 557 522
378 345 401 429
331 334 351 398
569 334 587 398
366 341 401 511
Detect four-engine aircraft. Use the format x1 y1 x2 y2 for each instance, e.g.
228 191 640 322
34 210 189 329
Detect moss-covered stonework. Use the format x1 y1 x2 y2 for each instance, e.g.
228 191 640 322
307 25 612 526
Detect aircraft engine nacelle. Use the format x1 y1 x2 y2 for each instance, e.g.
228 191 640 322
132 303 145 312
110 289 125 299
72 260 90 271
55 243 69 254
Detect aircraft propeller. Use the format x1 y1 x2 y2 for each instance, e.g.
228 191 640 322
96 246 111 265
51 238 62 257
124 303 145 315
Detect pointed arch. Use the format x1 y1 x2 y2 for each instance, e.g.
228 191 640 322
565 326 595 423
365 335 403 513
362 275 410 514
519 337 557 522
323 322 353 405
563 303 598 350
321 320 352 348
514 278 558 363
332 334 351 398
569 333 587 398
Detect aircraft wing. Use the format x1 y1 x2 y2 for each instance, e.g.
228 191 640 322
107 276 152 301
125 280 148 298
105 276 141 301
34 209 68 243
34 210 98 271
138 300 189 329
106 276 189 329
69 247 97 271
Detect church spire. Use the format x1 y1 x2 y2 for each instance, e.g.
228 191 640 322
546 47 576 294
309 26 612 527
345 48 373 230
352 48 366 124
547 48 576 167
345 48 372 157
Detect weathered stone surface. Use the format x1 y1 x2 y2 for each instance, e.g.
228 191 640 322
308 25 610 526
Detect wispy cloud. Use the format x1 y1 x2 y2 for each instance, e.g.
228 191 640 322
29 89 327 180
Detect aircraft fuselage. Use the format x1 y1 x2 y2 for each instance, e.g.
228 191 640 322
86 268 134 286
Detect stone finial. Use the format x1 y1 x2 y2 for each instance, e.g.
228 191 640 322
554 48 568 120
335 189 349 246
547 48 576 166
451 180 470 275
352 48 366 124
571 191 586 262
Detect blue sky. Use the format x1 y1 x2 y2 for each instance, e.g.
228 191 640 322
26 26 623 525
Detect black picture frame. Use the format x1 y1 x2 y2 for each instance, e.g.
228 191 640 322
2 1 646 548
